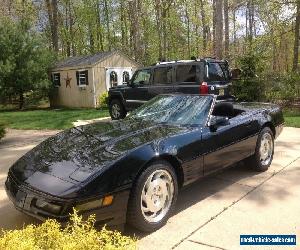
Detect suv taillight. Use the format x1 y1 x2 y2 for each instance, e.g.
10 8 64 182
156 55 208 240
200 82 209 94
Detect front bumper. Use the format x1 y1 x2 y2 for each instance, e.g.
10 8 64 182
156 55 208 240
5 173 130 229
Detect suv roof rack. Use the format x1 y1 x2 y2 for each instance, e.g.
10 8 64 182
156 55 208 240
156 59 205 65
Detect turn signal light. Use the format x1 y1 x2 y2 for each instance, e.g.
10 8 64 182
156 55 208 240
200 82 209 94
102 195 114 206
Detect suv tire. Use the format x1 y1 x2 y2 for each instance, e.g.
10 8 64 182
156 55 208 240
109 99 126 120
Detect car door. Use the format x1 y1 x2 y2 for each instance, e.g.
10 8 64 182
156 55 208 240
123 68 152 110
147 66 174 98
201 115 259 175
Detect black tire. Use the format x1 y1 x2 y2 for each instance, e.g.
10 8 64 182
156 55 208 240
109 99 126 120
246 127 274 172
127 161 178 232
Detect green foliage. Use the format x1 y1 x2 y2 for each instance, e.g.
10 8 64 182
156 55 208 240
0 18 55 109
98 92 109 108
232 78 265 102
0 123 5 140
0 108 109 130
232 53 265 102
0 210 136 250
263 73 300 104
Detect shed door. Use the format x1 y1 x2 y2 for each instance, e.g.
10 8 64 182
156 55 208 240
106 67 134 90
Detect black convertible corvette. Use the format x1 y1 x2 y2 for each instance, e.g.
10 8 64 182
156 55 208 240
6 94 284 232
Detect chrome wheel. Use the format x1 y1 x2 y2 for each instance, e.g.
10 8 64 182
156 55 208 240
259 132 273 165
111 103 121 118
141 169 174 223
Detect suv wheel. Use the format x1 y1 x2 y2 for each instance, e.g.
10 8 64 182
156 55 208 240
109 99 126 120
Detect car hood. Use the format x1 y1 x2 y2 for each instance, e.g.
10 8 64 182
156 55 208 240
10 119 185 195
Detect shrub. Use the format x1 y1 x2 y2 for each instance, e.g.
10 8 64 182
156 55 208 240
98 92 109 109
0 124 5 140
263 73 300 104
232 78 265 102
232 52 265 102
0 210 136 250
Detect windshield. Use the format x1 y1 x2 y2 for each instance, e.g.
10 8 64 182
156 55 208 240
128 95 213 126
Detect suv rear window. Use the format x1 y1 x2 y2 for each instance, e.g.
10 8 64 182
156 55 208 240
208 62 230 81
153 67 172 84
176 65 197 83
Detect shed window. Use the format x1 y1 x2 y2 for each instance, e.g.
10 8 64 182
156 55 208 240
76 70 89 86
123 71 130 84
52 73 60 86
110 71 118 87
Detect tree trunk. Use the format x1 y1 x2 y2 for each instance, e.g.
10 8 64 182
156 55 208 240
120 0 126 50
293 0 300 72
199 0 207 52
248 0 254 48
128 0 142 61
96 0 104 51
154 0 163 60
224 0 229 59
233 7 237 62
19 92 24 110
214 0 223 59
104 0 111 50
212 0 216 55
45 0 59 52
51 0 59 52
65 3 71 56
186 6 191 57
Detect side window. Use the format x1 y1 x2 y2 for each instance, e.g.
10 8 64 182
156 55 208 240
176 65 197 83
153 67 172 84
52 73 60 86
76 70 89 86
110 71 118 87
122 71 130 84
208 63 225 81
219 63 230 80
132 69 151 85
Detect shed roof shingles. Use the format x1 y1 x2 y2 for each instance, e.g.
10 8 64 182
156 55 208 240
54 51 114 69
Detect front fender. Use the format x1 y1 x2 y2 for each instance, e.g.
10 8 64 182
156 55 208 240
108 91 126 106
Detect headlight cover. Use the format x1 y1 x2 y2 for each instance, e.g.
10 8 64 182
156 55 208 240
75 199 103 212
75 195 114 212
35 199 62 214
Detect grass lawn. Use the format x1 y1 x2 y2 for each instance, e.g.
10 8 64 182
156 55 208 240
283 108 300 128
0 108 109 130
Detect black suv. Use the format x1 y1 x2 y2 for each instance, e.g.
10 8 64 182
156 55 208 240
108 58 235 119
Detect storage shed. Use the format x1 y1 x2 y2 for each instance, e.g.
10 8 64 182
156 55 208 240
50 51 140 108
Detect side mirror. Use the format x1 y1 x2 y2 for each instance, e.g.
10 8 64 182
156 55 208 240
209 116 229 131
230 68 241 80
